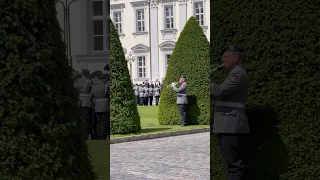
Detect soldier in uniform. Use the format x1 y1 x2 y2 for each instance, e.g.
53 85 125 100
154 85 160 105
170 76 188 126
143 84 149 106
134 84 139 105
139 84 145 106
90 74 110 140
148 84 154 106
74 69 94 139
211 45 249 180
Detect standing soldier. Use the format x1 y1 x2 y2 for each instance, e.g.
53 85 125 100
139 84 145 106
148 84 154 106
90 74 110 140
154 85 160 106
170 76 188 127
143 84 149 106
211 45 249 180
74 69 94 139
134 84 139 105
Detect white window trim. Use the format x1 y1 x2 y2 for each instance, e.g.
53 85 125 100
163 3 175 29
112 11 124 35
130 1 149 36
191 0 207 28
110 3 125 37
136 55 147 78
90 0 109 53
164 53 172 74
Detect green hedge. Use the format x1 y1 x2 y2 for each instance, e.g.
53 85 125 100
0 0 96 179
109 21 141 134
210 0 320 179
158 17 210 125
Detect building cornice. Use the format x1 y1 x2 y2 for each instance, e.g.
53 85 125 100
110 3 125 10
130 0 149 7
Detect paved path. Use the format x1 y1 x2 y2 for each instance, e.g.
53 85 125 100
110 132 210 180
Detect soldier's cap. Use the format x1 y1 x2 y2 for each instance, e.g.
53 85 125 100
94 70 103 77
180 76 186 79
220 45 244 55
81 69 90 75
98 74 108 79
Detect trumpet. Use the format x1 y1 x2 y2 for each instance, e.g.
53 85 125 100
210 63 225 74
167 82 179 88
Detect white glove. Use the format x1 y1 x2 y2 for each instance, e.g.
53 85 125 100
171 82 176 87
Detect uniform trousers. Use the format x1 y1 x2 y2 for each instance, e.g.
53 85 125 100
218 133 247 180
95 112 109 140
91 108 98 140
81 107 92 139
144 97 148 106
178 104 187 125
136 96 140 105
149 96 153 106
139 97 144 106
155 96 160 105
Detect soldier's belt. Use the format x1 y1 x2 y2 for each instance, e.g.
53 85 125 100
177 94 187 96
215 101 245 108
95 98 108 102
79 93 90 97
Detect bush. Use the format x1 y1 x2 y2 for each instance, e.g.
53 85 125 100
210 0 320 179
158 17 210 125
0 0 96 179
109 21 141 134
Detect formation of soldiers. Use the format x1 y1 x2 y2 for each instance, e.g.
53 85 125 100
133 83 162 106
73 69 110 140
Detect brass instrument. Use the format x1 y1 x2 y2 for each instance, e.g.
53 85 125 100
167 81 179 88
210 63 225 74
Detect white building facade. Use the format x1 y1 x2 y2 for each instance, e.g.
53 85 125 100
111 0 210 84
56 0 209 81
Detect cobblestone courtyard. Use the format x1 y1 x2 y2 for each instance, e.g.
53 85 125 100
110 132 210 180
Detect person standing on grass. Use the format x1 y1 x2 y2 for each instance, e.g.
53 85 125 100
148 84 154 106
170 76 188 127
143 84 149 106
74 69 94 139
90 74 110 140
139 84 144 106
154 85 160 106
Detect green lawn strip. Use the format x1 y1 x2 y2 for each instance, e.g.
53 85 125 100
87 140 110 180
111 106 209 138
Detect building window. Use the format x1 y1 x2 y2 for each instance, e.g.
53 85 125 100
194 2 204 26
165 54 171 68
138 56 146 78
113 11 122 34
92 0 108 52
164 6 174 29
136 9 145 32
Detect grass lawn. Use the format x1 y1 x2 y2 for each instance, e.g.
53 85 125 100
111 106 209 138
87 140 110 180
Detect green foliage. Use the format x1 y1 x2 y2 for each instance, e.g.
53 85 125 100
109 21 141 134
210 0 320 179
0 0 96 179
158 17 210 125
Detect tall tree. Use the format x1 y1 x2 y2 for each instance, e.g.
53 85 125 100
158 17 210 125
109 21 141 134
0 0 96 179
210 0 320 179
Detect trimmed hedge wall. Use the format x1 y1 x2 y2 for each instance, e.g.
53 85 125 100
158 17 210 125
210 0 320 179
109 21 141 134
0 0 96 179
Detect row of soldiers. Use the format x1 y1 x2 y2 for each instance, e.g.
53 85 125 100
133 84 161 106
73 69 110 140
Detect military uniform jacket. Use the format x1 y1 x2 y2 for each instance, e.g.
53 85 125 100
211 65 250 134
148 87 153 96
139 87 145 97
172 82 188 104
90 81 110 112
74 77 93 107
143 87 149 97
154 87 160 96
134 86 139 96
